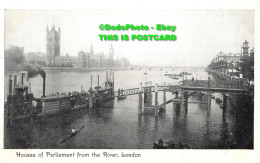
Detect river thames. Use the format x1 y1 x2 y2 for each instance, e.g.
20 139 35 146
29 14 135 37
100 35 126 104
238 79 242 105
4 68 253 149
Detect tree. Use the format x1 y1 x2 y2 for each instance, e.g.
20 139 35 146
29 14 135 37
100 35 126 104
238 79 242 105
240 54 254 81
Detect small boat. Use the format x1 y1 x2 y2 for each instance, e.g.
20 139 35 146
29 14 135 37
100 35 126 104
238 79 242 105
178 71 192 76
118 96 127 100
165 73 175 76
60 126 85 143
153 141 168 149
153 141 187 149
144 72 147 75
171 75 179 79
220 103 223 108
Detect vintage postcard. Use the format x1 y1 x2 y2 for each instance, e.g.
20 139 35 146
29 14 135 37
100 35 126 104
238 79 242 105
1 6 259 163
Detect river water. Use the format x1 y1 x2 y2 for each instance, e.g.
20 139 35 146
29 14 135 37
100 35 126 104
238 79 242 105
4 68 253 149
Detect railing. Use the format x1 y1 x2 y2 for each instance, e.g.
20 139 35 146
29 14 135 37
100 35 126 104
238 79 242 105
114 84 180 97
182 79 247 89
182 80 209 87
113 79 248 97
159 82 181 86
115 88 139 96
206 69 232 80
206 69 249 89
215 80 248 89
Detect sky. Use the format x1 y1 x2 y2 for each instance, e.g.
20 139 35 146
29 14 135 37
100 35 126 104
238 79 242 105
4 10 255 67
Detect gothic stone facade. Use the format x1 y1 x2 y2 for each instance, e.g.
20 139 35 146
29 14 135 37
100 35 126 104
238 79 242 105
25 25 130 69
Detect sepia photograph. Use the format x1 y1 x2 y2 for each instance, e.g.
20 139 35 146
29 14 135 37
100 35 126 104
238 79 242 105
4 9 254 150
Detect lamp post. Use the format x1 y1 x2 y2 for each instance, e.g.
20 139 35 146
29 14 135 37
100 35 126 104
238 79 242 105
207 72 210 88
231 62 234 74
238 60 243 79
145 82 148 88
226 63 228 75
183 70 185 83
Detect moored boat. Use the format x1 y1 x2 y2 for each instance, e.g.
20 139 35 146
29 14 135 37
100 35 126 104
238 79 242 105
153 140 189 149
118 96 127 100
153 141 168 149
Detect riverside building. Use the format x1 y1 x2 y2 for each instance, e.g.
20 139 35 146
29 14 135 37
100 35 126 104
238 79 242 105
25 25 130 70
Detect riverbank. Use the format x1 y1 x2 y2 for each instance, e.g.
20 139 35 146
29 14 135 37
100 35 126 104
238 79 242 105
228 93 254 148
42 67 128 72
210 74 254 149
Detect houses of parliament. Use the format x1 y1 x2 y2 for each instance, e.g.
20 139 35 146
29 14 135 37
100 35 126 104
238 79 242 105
25 24 130 69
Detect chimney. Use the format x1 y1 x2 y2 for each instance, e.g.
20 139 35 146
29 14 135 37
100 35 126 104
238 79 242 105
20 71 28 86
8 75 12 95
20 71 23 85
28 82 31 94
43 73 46 97
11 75 17 95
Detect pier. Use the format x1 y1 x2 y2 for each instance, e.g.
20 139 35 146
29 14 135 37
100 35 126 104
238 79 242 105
111 75 249 121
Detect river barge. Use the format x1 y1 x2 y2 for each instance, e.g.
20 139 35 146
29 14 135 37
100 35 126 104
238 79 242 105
5 70 115 126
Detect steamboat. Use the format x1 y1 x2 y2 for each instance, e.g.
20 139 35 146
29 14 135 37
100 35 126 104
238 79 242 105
4 70 115 126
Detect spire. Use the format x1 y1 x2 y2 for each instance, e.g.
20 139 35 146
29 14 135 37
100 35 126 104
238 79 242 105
109 43 114 60
89 42 94 55
109 43 114 52
51 17 55 31
52 23 55 31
